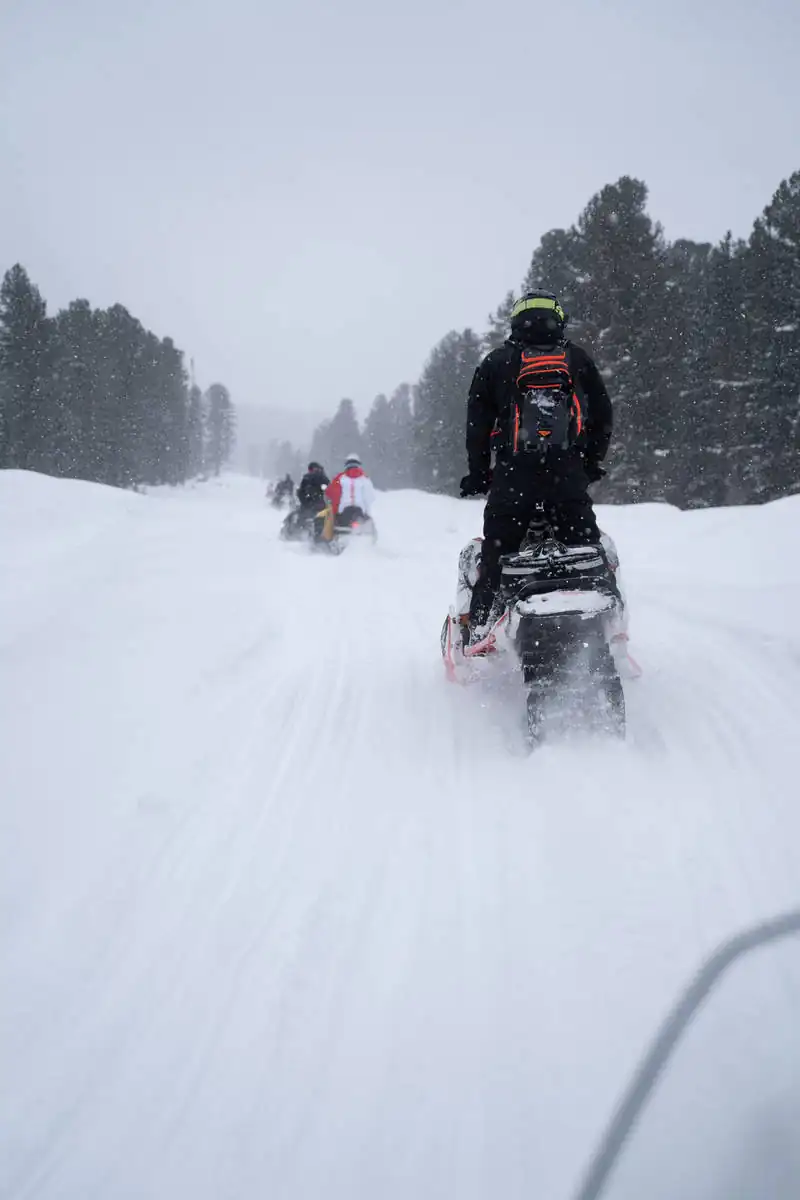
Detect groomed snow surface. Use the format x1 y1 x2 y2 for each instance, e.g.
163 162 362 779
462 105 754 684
2 470 800 1200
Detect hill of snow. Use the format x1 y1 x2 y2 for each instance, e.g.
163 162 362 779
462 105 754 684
2 469 799 1199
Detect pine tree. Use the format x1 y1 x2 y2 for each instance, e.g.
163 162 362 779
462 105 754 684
0 265 51 471
187 384 205 479
0 263 232 491
154 337 190 485
49 299 102 481
705 234 753 504
270 439 303 481
520 179 675 502
205 383 235 476
308 420 333 472
386 383 414 488
524 227 584 319
325 398 362 471
95 305 149 487
746 171 800 500
363 394 391 486
661 238 716 506
484 291 515 352
413 329 482 493
308 401 364 476
573 178 674 502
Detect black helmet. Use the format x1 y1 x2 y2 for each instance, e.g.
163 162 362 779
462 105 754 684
308 461 323 472
510 289 568 343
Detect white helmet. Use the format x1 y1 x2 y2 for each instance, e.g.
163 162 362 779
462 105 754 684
344 452 362 468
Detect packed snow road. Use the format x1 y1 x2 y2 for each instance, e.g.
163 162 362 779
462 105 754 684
2 470 799 1200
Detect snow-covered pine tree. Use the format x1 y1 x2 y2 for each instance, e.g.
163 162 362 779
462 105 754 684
571 178 673 503
386 383 413 488
325 399 362 472
483 291 515 353
187 385 205 479
660 238 716 506
746 171 800 501
363 394 391 487
0 265 51 472
205 383 235 477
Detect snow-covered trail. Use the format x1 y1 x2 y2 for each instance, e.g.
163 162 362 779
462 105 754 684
2 471 799 1200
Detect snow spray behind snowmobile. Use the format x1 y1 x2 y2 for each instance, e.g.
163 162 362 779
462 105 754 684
441 513 633 748
502 532 625 746
313 501 377 555
280 506 316 542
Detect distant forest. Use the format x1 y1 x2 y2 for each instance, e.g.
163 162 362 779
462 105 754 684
273 170 800 507
0 265 235 489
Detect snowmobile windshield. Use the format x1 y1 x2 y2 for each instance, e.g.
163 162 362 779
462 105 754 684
575 914 800 1200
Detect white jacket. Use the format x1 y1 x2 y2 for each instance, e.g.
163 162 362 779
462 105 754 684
329 468 375 516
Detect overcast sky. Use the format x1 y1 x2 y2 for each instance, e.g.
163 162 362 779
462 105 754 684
2 0 798 418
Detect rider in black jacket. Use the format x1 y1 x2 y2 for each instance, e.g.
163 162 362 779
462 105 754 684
296 462 330 516
461 290 613 633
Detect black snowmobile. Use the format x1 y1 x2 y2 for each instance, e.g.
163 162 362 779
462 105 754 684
442 513 626 748
500 529 625 746
279 506 316 542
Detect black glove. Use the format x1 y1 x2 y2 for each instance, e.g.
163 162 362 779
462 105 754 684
584 461 606 484
459 469 492 498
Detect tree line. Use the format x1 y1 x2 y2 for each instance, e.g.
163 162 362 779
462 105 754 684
0 264 235 489
302 170 800 507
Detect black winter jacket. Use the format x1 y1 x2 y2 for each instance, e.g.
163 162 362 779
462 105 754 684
296 470 329 508
466 337 613 507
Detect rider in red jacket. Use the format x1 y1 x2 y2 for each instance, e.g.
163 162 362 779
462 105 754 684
325 453 376 519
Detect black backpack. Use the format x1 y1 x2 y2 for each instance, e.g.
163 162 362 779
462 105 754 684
512 346 584 455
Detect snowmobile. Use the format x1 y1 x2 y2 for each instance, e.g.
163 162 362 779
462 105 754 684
441 514 637 748
314 503 377 555
279 506 316 542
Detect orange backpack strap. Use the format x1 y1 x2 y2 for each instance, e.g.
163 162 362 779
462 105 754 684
570 392 584 436
516 349 572 391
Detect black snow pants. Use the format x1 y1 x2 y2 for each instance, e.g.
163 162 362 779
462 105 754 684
468 499 601 627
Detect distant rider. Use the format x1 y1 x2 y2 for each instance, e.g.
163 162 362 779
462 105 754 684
460 289 613 641
273 473 295 505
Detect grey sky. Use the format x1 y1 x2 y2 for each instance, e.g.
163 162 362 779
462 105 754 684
2 0 798 419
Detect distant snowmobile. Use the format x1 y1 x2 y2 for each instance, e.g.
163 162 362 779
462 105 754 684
271 475 295 509
441 516 639 749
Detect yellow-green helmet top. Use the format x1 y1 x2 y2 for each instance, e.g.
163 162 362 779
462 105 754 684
510 289 568 341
